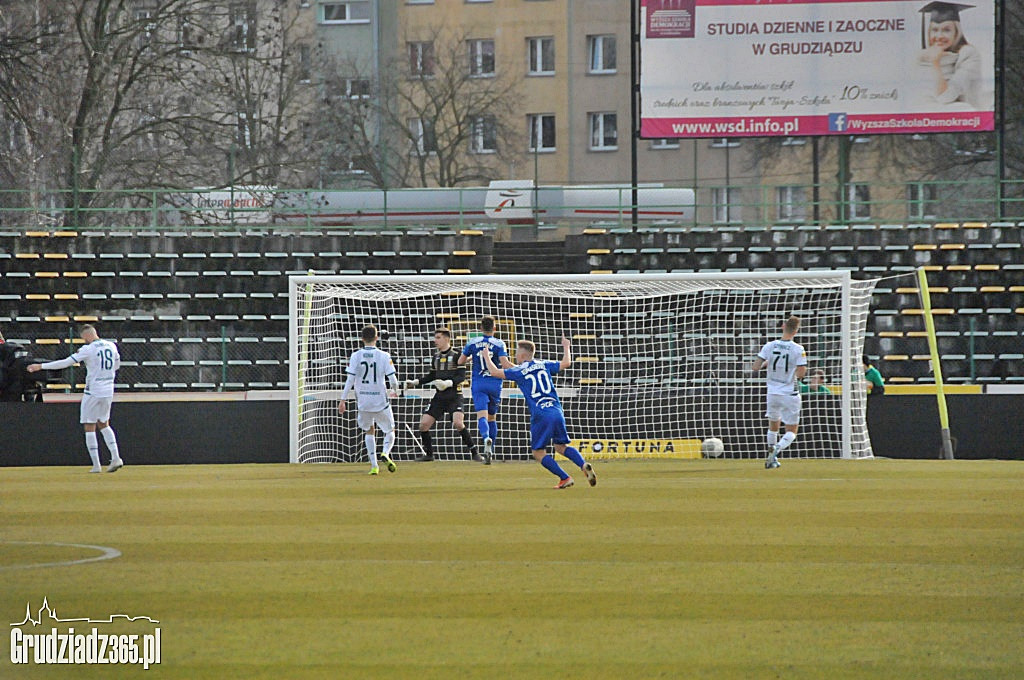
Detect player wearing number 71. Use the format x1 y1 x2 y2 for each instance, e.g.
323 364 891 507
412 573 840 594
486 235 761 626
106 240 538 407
28 325 124 473
480 336 596 489
751 315 807 470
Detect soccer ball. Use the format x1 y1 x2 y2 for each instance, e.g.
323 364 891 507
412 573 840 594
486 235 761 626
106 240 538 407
702 437 725 458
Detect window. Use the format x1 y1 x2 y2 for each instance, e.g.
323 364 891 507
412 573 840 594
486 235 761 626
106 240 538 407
297 44 312 82
780 137 806 146
589 112 617 151
470 116 497 153
650 138 679 150
848 183 871 220
345 78 371 98
230 2 256 52
237 112 254 148
712 187 741 224
409 118 437 154
134 8 154 51
907 182 939 220
528 114 556 152
527 37 554 75
8 120 26 152
776 186 807 223
468 39 495 77
710 137 740 148
409 41 435 77
177 14 196 53
587 35 616 73
320 1 371 24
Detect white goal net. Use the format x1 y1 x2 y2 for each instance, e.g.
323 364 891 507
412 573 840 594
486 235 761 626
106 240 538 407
289 272 877 464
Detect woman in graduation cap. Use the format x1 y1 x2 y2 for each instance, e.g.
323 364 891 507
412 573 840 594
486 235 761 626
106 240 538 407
917 2 982 108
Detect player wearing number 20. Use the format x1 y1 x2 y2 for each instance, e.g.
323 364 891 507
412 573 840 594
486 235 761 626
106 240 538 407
338 325 399 475
481 337 596 489
752 315 807 470
28 325 124 473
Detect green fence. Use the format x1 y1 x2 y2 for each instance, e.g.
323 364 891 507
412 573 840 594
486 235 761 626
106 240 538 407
2 179 1023 230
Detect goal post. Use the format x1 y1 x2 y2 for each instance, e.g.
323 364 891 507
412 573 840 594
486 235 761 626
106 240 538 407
289 272 878 464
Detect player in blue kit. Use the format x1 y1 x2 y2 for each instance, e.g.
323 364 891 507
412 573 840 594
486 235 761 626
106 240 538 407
457 316 512 462
480 336 596 489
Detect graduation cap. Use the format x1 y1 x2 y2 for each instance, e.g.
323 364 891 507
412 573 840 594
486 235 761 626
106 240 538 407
919 2 974 48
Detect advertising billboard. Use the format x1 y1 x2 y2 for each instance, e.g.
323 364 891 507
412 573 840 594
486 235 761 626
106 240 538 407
640 0 995 138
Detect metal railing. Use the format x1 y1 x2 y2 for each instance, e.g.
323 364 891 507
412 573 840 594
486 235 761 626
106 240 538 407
1 178 1023 231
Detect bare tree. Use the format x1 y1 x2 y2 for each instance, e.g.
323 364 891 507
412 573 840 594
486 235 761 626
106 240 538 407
186 1 320 188
0 0 323 226
317 28 522 189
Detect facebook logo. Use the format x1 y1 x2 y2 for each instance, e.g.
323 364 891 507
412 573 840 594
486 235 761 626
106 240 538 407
828 113 848 132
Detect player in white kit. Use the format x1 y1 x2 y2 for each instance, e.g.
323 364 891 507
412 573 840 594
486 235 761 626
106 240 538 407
338 325 400 475
752 315 807 470
28 325 124 473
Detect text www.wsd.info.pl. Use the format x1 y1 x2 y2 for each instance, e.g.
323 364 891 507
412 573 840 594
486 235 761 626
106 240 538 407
671 117 800 136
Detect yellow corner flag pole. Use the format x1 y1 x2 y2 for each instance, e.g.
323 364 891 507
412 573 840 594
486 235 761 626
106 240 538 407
917 267 955 460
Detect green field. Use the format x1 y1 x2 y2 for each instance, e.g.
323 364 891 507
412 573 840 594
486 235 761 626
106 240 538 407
2 459 1022 679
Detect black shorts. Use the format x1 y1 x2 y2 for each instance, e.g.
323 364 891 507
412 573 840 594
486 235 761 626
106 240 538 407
425 391 465 421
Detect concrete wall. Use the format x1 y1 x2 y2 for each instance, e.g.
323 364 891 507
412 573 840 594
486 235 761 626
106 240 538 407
1 395 1020 466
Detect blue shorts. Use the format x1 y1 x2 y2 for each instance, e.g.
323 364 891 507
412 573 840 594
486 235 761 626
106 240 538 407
471 382 502 415
529 409 570 452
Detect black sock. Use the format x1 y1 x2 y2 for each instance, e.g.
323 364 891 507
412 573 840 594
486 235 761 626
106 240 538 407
459 428 477 454
419 430 434 456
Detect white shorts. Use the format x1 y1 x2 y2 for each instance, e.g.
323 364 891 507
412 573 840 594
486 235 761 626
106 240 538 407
80 395 113 424
356 406 395 434
765 393 801 425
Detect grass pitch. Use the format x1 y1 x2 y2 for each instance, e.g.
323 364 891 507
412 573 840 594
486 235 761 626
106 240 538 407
2 459 1022 679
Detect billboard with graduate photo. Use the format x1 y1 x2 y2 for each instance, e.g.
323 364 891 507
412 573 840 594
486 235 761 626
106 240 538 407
639 0 995 138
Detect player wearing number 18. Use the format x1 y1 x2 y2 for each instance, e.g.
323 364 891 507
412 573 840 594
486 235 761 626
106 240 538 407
27 325 124 473
481 337 596 489
752 315 807 470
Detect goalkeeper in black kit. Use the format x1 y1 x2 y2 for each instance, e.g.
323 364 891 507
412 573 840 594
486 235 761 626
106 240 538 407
404 327 485 463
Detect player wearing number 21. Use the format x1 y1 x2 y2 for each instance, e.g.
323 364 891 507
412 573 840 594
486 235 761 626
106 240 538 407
481 337 596 489
338 325 399 475
751 315 807 470
28 325 124 473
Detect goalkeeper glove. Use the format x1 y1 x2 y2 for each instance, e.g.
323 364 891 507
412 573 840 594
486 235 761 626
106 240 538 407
403 379 420 389
431 379 453 391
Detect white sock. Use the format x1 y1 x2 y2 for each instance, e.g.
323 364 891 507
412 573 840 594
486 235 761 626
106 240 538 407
767 430 779 447
777 431 797 451
365 434 378 468
101 427 121 464
85 432 101 468
382 431 395 456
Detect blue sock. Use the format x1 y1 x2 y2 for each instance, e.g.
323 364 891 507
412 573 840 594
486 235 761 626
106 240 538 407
561 446 585 469
540 454 569 480
488 420 497 444
478 417 490 441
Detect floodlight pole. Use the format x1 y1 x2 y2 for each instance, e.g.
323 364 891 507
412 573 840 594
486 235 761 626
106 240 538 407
630 0 640 231
996 0 1006 218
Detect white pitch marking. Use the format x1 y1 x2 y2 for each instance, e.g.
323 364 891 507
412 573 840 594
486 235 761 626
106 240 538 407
0 541 122 571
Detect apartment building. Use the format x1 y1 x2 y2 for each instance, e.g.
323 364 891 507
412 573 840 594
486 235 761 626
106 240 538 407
312 1 760 206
